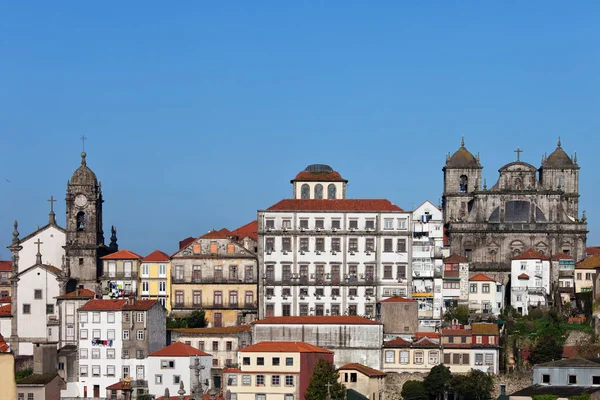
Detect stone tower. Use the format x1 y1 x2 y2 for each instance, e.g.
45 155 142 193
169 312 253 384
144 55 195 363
442 137 482 223
64 151 105 292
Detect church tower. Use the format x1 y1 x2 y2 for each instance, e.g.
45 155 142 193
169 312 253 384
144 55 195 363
64 151 105 292
442 137 482 223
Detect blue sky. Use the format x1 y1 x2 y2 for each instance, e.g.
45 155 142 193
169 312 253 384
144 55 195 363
1 2 599 257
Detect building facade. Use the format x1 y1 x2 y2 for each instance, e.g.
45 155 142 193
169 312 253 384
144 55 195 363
100 250 142 299
510 250 551 315
140 250 171 311
468 273 504 315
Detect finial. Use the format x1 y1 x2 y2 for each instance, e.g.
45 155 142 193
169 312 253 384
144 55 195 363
557 136 561 147
574 152 578 164
178 380 186 400
80 152 87 166
12 221 19 245
476 152 480 162
48 196 57 225
446 152 450 162
110 226 118 251
483 178 487 190
164 387 170 398
461 135 465 147
582 210 587 222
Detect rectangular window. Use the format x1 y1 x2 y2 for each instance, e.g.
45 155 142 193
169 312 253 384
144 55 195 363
316 238 325 252
123 330 129 340
414 351 424 364
266 238 275 251
592 376 600 385
299 238 309 252
272 357 280 366
159 264 167 276
397 218 408 230
385 351 395 363
349 220 358 229
107 365 115 377
46 304 54 314
107 329 115 340
282 219 291 229
475 354 484 365
272 375 280 386
315 219 324 229
92 365 101 377
34 289 42 299
282 238 291 252
429 351 438 364
212 341 219 351
80 329 88 339
23 304 31 314
175 290 184 306
265 219 275 229
470 284 477 293
228 375 237 386
285 375 294 386
137 330 144 340
92 329 100 339
299 219 309 229
80 365 88 377
397 238 407 252
365 238 375 252
400 351 409 364
155 374 163 384
397 265 406 279
482 284 490 293
349 238 358 252
214 291 223 306
242 375 251 385
365 220 375 230
569 375 577 385
332 219 341 229
542 374 551 384
485 354 494 365
192 290 202 306
257 357 264 365
282 304 291 316
331 238 341 252
286 357 293 366
245 291 254 306
384 265 393 279
107 349 115 359
384 239 393 252
384 218 394 230
256 375 265 385
80 348 88 359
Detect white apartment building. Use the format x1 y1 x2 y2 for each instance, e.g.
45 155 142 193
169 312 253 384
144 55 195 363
258 164 411 318
468 274 504 315
510 249 551 315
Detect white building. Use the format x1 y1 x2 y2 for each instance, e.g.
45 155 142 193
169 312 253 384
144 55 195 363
147 341 212 398
468 274 504 315
14 222 66 275
258 164 411 319
510 249 551 315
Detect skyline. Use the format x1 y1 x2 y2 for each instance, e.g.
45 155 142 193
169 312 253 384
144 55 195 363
1 2 599 256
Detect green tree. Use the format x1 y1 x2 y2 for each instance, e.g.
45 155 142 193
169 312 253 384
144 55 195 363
423 364 452 400
186 310 208 328
167 317 187 329
401 380 426 400
450 370 493 400
305 359 346 400
529 333 563 365
444 305 469 325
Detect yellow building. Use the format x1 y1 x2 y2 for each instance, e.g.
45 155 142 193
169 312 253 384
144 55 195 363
382 335 441 374
171 229 258 327
338 363 385 400
0 334 16 400
140 250 171 312
575 255 600 293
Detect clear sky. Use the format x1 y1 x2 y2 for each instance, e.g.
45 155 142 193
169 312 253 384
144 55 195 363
1 2 599 258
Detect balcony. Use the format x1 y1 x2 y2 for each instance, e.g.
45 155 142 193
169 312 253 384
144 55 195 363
173 277 257 284
47 315 60 325
102 272 138 280
265 273 377 286
559 270 574 278
173 302 257 310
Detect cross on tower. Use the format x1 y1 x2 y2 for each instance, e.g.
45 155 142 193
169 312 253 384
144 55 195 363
80 135 87 152
48 196 56 213
34 238 43 254
514 147 523 161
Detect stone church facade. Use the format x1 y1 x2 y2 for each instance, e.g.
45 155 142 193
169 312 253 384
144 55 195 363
442 138 588 275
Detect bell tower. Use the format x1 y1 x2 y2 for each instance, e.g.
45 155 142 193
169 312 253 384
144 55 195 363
64 148 104 292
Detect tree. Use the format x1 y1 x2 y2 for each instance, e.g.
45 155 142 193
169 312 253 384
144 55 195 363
167 316 187 329
423 364 451 400
401 380 426 400
305 359 346 400
529 333 563 365
444 305 469 325
186 310 208 328
450 369 493 400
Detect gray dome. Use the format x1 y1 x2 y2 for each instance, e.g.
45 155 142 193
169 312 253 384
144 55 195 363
545 139 574 168
70 152 98 185
304 164 334 173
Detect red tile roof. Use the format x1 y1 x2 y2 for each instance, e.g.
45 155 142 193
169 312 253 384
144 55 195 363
0 296 10 304
292 171 347 182
518 273 530 280
442 329 471 336
383 337 411 347
471 323 500 335
587 247 600 256
252 316 382 325
230 220 258 241
240 341 333 354
179 237 195 250
443 254 469 263
469 273 495 282
0 334 9 353
149 342 211 357
199 230 230 239
106 381 132 391
380 296 417 303
413 337 440 347
169 325 251 335
266 199 403 212
512 249 549 261
142 250 170 262
338 363 385 377
551 253 574 261
0 304 11 317
100 249 142 260
576 255 600 269
415 332 441 339
55 289 96 300
80 299 157 311
0 261 12 272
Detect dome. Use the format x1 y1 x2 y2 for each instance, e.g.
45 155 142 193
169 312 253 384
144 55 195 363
545 138 574 169
446 138 480 168
70 152 98 185
291 164 347 182
304 164 334 173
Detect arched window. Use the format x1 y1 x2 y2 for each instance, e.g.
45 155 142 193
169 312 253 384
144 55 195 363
327 184 336 199
459 175 468 193
76 212 86 231
315 184 323 199
301 184 310 199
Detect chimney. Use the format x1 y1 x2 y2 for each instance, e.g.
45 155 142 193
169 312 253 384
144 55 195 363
33 342 58 375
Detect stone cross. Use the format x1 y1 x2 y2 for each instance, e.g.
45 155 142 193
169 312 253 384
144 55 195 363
34 238 43 264
48 196 56 212
80 135 87 151
34 238 43 254
326 382 333 400
514 147 523 161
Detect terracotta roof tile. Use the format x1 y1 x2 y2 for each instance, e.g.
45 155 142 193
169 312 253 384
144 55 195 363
0 296 10 304
338 363 385 377
415 332 441 339
383 337 411 347
518 273 530 279
101 249 142 260
443 254 469 263
379 296 417 303
469 273 495 282
199 230 230 239
179 237 195 250
252 316 381 325
266 199 403 212
551 253 574 261
444 343 473 349
170 325 251 335
106 381 132 390
471 323 499 335
55 289 96 300
587 247 600 256
512 249 549 261
142 250 170 262
80 299 157 311
576 255 600 269
230 220 258 241
292 171 347 182
412 337 440 347
0 261 12 272
149 342 211 357
442 329 471 336
240 341 333 354
0 304 11 317
0 334 9 353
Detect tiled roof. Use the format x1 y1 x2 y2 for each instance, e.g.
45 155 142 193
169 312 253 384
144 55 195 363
149 342 211 357
511 385 600 398
338 363 386 377
179 237 195 250
443 254 469 263
292 171 348 183
0 304 11 317
469 273 495 282
0 334 9 353
55 289 96 300
587 247 600 256
446 145 479 168
170 325 251 335
380 296 417 303
266 199 403 212
512 249 549 261
18 264 62 277
576 255 600 269
551 253 574 261
199 230 230 239
230 220 258 241
142 250 170 262
0 296 10 304
240 341 333 354
80 299 157 311
415 332 440 339
252 316 382 325
100 249 142 260
106 380 132 390
442 329 471 336
0 261 12 271
413 337 440 347
383 337 411 347
518 273 530 280
17 373 60 385
471 323 499 335
537 358 600 368
223 367 242 373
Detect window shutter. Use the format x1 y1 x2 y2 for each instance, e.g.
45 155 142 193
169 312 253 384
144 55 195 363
444 353 451 364
462 353 470 364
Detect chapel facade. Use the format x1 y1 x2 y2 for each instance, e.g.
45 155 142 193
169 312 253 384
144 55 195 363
442 138 588 272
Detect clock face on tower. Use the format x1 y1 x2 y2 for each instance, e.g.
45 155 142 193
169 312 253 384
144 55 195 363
75 194 88 208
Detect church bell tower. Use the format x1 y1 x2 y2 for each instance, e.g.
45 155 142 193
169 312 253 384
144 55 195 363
64 150 105 292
